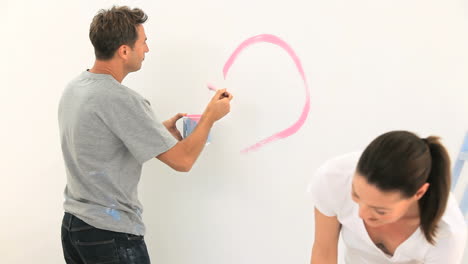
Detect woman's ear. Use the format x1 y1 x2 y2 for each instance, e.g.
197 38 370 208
414 182 430 200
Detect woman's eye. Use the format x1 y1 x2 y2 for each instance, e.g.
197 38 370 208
376 210 386 215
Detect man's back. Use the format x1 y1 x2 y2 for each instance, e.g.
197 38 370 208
59 7 233 263
59 71 177 236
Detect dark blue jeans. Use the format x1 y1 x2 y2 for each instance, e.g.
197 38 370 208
61 212 151 264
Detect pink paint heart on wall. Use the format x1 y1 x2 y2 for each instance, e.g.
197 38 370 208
220 34 311 153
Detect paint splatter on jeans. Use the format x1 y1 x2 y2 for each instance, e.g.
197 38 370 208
61 212 150 264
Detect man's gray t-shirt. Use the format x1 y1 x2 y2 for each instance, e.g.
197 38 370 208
58 71 178 236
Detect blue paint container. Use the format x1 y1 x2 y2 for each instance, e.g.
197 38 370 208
183 115 211 144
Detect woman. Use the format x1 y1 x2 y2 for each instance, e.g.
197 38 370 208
309 131 466 263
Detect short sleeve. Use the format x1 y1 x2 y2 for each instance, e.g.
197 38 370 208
308 161 339 217
424 195 468 264
96 91 178 164
423 227 467 264
307 152 360 217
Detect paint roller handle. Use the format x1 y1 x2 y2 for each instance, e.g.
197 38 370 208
202 88 233 123
207 83 230 99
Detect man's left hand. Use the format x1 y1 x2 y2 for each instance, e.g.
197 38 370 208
163 113 185 141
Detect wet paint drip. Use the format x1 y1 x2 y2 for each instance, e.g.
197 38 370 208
135 208 142 217
132 224 145 237
118 246 138 263
105 204 121 221
222 34 311 153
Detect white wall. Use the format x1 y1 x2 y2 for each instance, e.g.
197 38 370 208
2 0 468 263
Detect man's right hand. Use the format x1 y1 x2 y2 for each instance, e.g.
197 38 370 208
156 88 233 172
202 88 234 123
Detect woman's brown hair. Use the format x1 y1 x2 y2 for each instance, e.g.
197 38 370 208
357 131 451 244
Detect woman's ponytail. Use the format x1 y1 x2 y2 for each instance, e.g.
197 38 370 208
419 136 451 244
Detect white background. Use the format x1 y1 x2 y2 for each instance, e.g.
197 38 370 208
2 0 468 263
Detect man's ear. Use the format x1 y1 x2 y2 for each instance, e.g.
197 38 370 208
116 45 129 61
414 182 430 200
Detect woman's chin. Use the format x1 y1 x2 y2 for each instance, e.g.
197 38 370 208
364 219 383 227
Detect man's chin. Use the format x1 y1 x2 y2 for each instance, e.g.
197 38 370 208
130 65 142 72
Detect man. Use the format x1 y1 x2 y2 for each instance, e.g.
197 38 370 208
59 6 233 264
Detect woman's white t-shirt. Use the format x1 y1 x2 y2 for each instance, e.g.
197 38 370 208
309 152 467 264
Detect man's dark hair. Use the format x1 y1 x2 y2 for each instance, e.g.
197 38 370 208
89 6 147 60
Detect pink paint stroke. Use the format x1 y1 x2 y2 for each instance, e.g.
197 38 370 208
223 34 311 153
207 83 217 91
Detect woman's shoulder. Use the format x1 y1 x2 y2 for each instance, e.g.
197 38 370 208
315 151 361 183
423 196 467 262
437 194 467 239
308 152 361 216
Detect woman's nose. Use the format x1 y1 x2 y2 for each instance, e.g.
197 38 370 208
358 205 372 219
